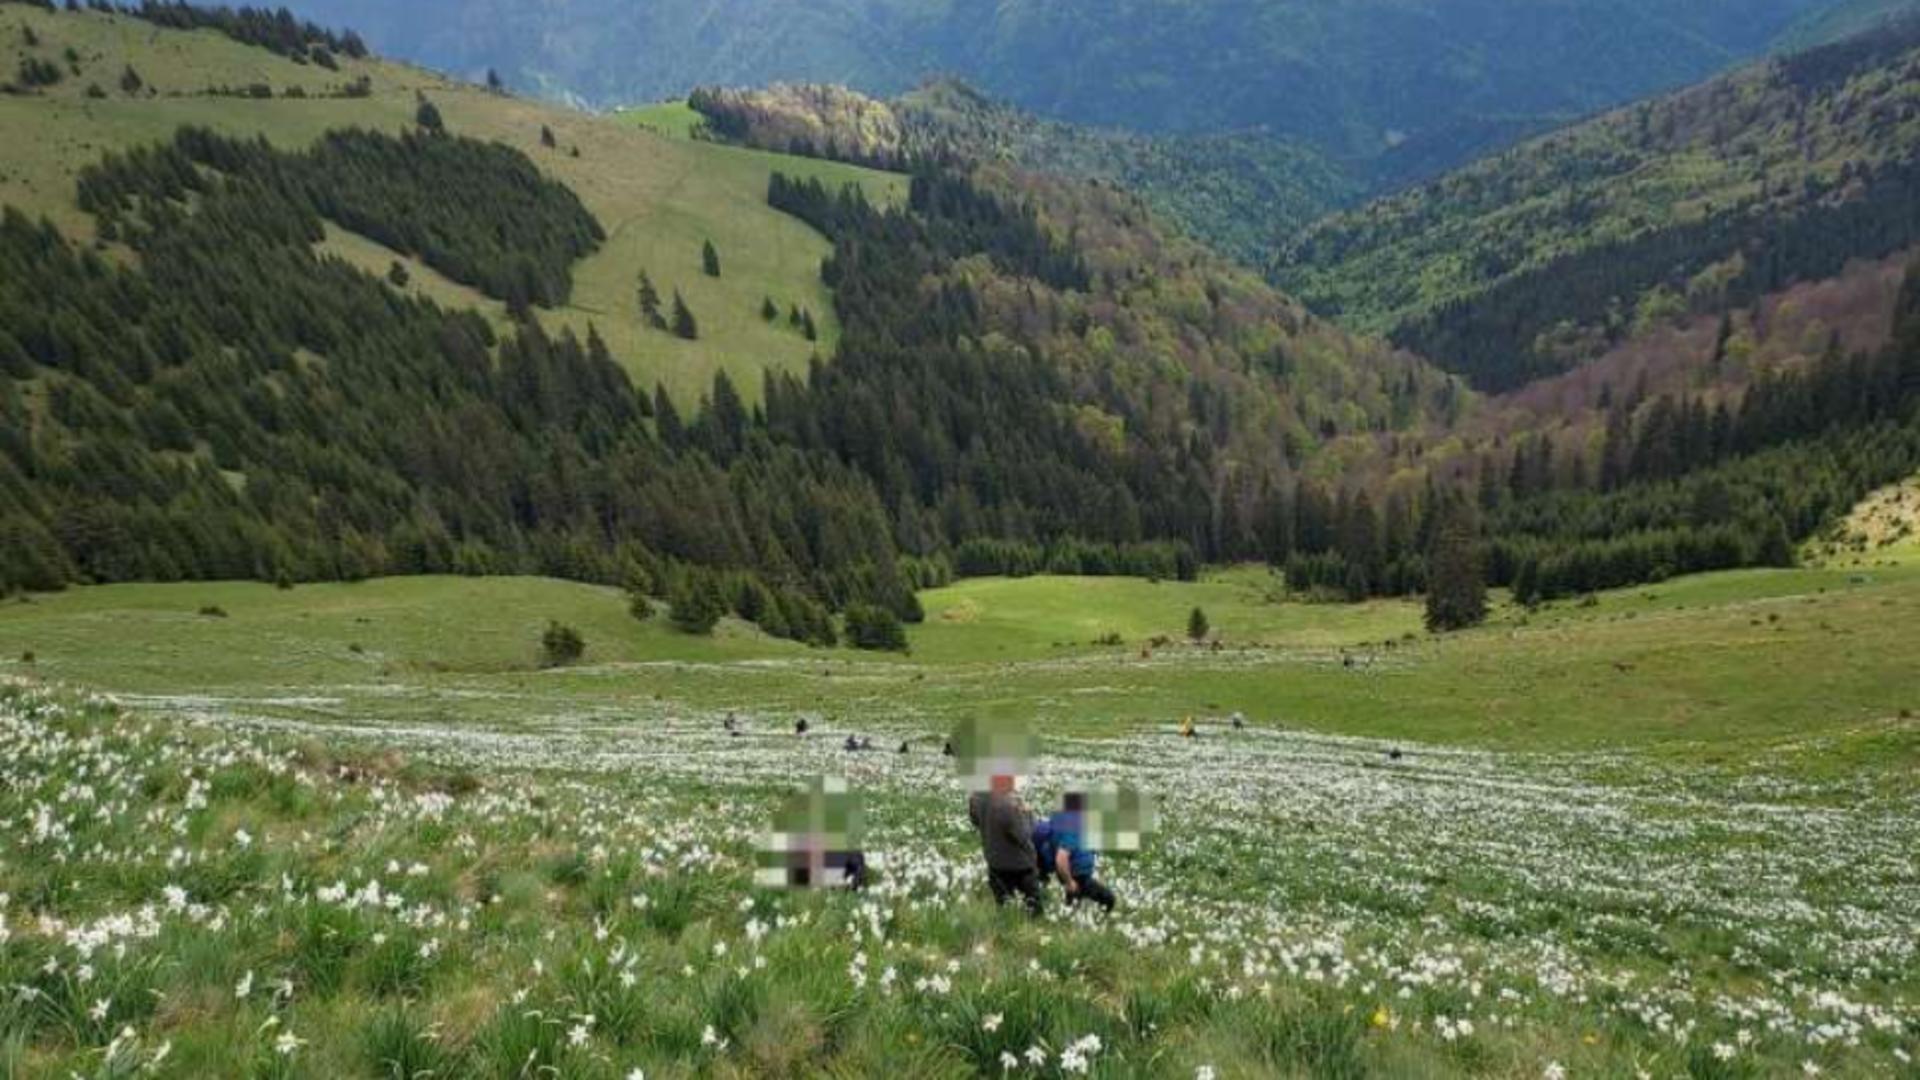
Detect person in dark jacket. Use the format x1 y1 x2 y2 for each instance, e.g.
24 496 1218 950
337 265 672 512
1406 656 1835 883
967 773 1042 914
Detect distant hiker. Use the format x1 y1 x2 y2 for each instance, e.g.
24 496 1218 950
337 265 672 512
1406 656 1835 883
897 740 911 754
795 718 810 735
1180 716 1196 739
1038 795 1116 913
860 736 874 751
969 775 1042 915
942 739 955 757
1230 711 1245 731
844 734 861 752
1387 747 1404 762
723 711 739 733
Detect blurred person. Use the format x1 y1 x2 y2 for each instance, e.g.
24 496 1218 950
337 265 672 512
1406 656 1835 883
955 717 1043 915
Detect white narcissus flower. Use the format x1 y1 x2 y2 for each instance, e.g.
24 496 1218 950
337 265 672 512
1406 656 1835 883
234 970 253 1000
982 1012 1003 1032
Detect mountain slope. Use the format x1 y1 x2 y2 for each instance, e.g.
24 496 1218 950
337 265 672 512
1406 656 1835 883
0 1 903 407
654 79 1363 268
0 2 1473 616
1274 17 1920 391
286 0 1891 181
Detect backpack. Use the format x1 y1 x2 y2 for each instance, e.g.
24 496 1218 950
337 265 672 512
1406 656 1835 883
1031 818 1056 874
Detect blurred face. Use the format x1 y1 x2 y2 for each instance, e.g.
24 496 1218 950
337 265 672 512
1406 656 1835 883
953 717 1037 792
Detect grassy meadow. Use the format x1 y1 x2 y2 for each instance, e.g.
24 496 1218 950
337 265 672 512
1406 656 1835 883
0 548 1915 1077
0 5 906 406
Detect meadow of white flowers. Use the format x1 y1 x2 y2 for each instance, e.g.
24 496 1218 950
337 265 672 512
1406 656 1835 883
1 676 1914 1077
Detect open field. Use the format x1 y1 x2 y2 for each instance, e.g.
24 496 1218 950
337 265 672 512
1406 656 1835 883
4 558 1914 768
0 553 1915 1075
0 5 906 405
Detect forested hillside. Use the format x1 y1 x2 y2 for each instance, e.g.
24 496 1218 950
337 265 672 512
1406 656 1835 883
679 80 1362 267
283 0 1899 187
1275 18 1920 391
0 0 1469 638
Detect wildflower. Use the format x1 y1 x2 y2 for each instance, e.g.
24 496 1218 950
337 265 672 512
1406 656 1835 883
274 1031 304 1056
1543 1063 1566 1080
999 1051 1019 1072
701 1024 719 1047
88 998 111 1022
1024 1044 1048 1067
1197 1068 1217 1080
627 1071 645 1080
1713 1043 1736 1062
1371 1007 1390 1028
983 1012 1003 1033
235 970 254 1000
1802 1063 1822 1076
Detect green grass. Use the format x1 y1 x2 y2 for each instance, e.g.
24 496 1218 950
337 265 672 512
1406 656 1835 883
4 558 1915 776
0 6 907 406
614 100 705 139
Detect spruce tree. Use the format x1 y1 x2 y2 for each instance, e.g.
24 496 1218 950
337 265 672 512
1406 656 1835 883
1425 499 1488 632
671 290 699 340
669 574 722 634
701 239 721 277
637 272 664 329
540 620 585 666
1187 606 1210 642
415 97 445 133
760 296 778 321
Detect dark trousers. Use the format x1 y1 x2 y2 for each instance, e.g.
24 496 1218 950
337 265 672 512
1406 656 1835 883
988 866 1044 914
1067 874 1116 912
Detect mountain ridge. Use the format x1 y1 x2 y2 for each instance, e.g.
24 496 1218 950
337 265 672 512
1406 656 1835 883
284 0 1915 183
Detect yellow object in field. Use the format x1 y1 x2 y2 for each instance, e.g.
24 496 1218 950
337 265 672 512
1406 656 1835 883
1180 716 1195 738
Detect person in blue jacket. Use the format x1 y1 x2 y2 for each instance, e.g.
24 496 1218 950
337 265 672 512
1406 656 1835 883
1033 793 1116 912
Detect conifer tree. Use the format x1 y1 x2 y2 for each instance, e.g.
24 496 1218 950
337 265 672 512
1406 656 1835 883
1426 498 1488 632
637 272 665 329
671 290 699 340
701 239 721 277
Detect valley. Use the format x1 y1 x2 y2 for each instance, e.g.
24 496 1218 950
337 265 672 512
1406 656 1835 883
0 1 1917 1076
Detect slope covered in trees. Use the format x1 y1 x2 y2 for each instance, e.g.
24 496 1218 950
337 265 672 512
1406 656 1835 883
1275 17 1920 391
280 0 1898 184
0 11 1464 643
682 80 1363 267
